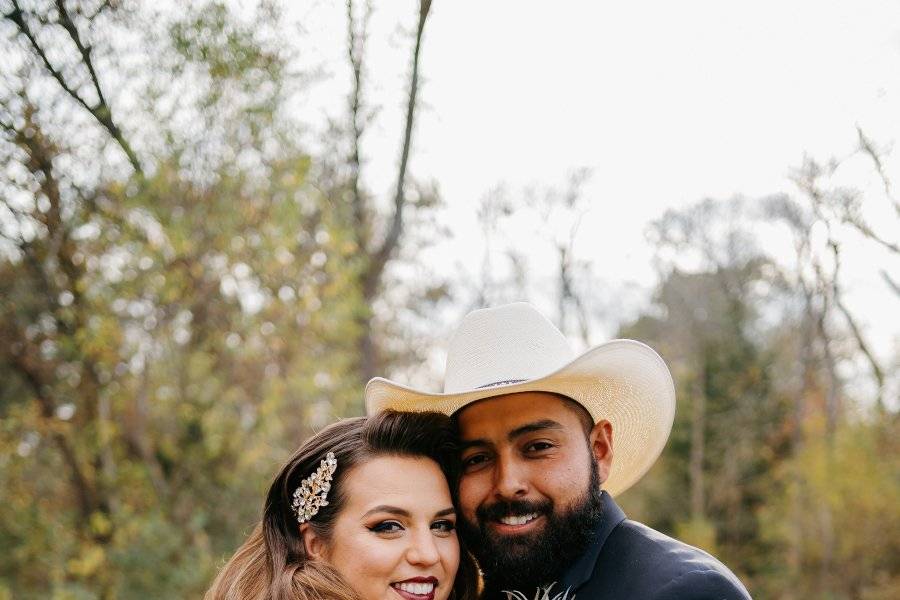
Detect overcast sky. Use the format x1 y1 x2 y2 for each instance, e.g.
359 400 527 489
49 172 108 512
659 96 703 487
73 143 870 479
291 1 900 369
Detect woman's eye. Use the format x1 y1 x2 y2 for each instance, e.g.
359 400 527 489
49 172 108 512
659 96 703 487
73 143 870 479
369 520 403 534
431 520 456 534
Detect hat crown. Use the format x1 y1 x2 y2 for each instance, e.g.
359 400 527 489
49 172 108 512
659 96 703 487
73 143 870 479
443 303 574 393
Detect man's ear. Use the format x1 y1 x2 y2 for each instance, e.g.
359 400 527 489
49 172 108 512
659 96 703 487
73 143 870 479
300 523 327 560
589 420 614 484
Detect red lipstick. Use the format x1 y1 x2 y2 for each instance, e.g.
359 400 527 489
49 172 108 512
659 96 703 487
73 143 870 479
391 576 439 600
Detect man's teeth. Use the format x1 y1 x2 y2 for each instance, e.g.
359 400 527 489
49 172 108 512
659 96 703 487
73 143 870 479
395 582 435 595
499 513 538 526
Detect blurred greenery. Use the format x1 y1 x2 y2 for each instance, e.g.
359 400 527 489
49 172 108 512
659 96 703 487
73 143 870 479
617 199 900 600
1 1 897 599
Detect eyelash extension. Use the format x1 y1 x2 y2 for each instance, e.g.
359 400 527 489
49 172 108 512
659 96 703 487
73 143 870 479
432 520 456 532
368 520 455 534
368 521 403 533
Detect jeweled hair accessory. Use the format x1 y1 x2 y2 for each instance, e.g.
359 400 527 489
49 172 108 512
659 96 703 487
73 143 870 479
291 451 338 524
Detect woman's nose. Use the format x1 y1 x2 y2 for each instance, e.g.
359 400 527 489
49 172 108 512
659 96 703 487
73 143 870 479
405 529 441 567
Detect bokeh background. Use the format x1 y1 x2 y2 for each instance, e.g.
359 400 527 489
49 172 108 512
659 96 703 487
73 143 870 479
1 1 898 598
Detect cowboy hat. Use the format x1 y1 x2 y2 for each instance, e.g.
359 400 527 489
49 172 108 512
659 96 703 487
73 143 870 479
365 302 676 496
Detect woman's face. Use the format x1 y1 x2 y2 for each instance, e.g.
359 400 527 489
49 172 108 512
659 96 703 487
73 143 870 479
320 456 460 600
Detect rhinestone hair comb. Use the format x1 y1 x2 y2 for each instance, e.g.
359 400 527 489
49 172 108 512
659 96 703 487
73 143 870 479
291 451 338 523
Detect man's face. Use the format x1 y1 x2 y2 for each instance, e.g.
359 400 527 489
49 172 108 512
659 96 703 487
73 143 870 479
455 392 613 590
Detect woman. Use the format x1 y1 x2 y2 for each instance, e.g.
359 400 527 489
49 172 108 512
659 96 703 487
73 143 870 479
205 410 479 600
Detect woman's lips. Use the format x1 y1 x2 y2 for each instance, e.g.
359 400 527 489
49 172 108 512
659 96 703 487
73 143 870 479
391 576 438 600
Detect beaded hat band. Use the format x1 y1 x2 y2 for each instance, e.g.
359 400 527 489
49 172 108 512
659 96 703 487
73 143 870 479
291 451 338 524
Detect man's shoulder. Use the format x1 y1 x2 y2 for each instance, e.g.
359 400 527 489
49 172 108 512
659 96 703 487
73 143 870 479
587 518 751 599
612 518 727 570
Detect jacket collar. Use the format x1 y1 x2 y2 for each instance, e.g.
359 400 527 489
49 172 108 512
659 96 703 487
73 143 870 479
559 491 626 593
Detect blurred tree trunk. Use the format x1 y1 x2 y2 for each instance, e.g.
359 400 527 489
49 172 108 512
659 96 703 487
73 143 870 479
344 0 433 387
689 370 706 520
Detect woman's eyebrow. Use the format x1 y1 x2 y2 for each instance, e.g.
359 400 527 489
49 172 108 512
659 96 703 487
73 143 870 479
362 506 456 519
362 505 410 518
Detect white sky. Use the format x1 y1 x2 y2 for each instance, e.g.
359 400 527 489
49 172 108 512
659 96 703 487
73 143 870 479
290 1 900 372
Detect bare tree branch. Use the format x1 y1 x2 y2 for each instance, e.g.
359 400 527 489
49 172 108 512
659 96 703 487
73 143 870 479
779 183 841 438
803 168 879 422
882 270 900 297
789 150 894 417
557 189 591 345
85 0 114 22
365 0 432 297
841 213 900 254
857 125 900 218
346 0 371 242
351 0 431 385
4 0 143 175
5 2 88 109
828 240 886 413
689 370 706 519
811 258 841 438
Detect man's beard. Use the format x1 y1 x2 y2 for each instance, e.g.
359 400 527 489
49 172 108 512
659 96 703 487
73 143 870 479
458 460 604 597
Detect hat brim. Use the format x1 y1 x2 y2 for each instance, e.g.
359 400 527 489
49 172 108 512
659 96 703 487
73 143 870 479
365 339 676 497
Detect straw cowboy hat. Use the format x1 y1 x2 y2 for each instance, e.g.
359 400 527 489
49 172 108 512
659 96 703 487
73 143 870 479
365 302 676 496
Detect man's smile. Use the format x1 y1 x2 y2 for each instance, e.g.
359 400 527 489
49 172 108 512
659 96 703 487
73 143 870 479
499 512 539 526
488 512 545 535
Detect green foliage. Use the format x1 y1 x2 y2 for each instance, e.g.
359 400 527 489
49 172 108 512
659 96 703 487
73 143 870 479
757 417 900 599
619 197 898 599
0 2 369 598
674 516 719 556
619 265 791 580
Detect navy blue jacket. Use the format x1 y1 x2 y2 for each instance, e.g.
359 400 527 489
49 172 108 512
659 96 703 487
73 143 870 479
555 492 752 599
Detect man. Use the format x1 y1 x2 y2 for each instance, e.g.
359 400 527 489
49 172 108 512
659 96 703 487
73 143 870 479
367 303 751 599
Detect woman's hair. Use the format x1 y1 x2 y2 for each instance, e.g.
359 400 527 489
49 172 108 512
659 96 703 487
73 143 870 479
205 410 479 600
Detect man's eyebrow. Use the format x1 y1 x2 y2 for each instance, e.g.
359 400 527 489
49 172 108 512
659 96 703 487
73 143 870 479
508 419 564 441
362 505 411 519
459 438 489 452
459 420 565 451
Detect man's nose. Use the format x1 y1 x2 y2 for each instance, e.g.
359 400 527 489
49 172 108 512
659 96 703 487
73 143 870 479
492 454 528 499
406 528 441 567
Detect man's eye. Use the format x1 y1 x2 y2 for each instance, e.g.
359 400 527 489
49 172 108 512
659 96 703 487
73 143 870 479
462 453 488 468
431 520 456 534
526 441 554 452
369 520 403 533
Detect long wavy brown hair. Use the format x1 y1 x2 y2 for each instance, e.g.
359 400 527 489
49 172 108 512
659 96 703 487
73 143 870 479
205 410 479 600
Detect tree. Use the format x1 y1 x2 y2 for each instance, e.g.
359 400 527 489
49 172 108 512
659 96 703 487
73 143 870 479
619 191 898 598
334 0 440 388
0 2 363 597
619 199 791 579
